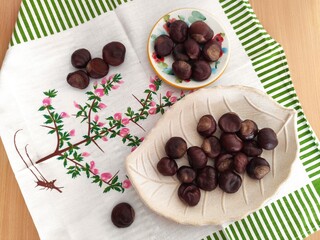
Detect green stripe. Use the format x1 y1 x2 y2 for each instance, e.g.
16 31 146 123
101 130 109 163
277 200 298 237
235 22 255 35
224 1 243 14
272 87 294 99
99 0 108 12
284 99 299 108
300 142 316 153
252 212 269 239
36 0 54 34
57 1 73 28
247 41 277 57
117 0 122 5
16 19 28 42
19 7 35 40
240 219 254 239
29 0 48 36
78 0 91 21
228 6 246 19
302 187 320 226
228 224 239 239
110 0 117 9
295 190 316 231
234 16 253 30
266 79 291 94
239 27 260 41
43 0 60 32
299 129 312 139
105 0 113 11
301 148 318 160
277 93 296 103
251 44 281 61
303 154 320 166
306 161 320 172
91 0 102 15
306 185 320 213
64 1 79 26
259 209 277 239
50 1 66 30
23 0 41 38
234 221 246 239
72 2 85 24
230 11 249 25
84 0 96 18
255 56 284 72
300 136 314 146
12 28 21 44
246 215 260 238
265 206 284 239
257 62 287 77
289 193 310 235
10 38 14 46
221 0 237 9
270 202 291 239
283 196 305 237
252 49 284 66
213 234 219 240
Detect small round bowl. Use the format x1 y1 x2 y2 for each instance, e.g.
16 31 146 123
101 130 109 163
147 8 230 90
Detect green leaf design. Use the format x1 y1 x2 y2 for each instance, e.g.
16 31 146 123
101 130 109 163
158 62 168 69
178 15 185 21
163 14 170 22
151 34 158 41
192 11 206 21
188 16 197 24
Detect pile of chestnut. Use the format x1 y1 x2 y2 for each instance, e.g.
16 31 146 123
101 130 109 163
154 20 222 81
157 112 278 207
67 42 126 89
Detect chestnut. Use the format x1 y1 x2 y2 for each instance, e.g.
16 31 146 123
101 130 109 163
238 119 258 140
102 42 126 66
191 60 212 81
71 48 91 68
201 136 221 158
169 20 188 43
257 128 278 150
187 146 208 169
178 183 201 206
196 166 218 191
215 153 233 172
246 157 270 180
184 38 200 60
86 58 109 79
165 137 187 159
242 140 262 157
157 157 178 176
189 21 214 44
154 35 174 57
67 70 90 89
172 44 189 62
177 166 196 183
203 40 221 62
197 114 217 137
172 61 192 80
111 202 135 228
233 152 249 174
218 112 242 133
219 171 242 193
220 133 243 153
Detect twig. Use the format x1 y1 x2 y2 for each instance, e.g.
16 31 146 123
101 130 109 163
47 108 60 152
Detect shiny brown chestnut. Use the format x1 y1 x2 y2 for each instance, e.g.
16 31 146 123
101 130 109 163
233 152 249 174
187 146 208 169
215 153 233 172
238 119 258 140
172 44 189 61
165 137 187 159
177 166 196 183
172 61 192 80
257 128 278 150
102 42 126 66
67 70 90 89
154 35 174 57
242 140 263 157
197 114 217 137
169 20 188 43
203 40 221 62
196 166 218 191
184 38 200 60
246 157 270 180
219 171 242 193
178 183 201 206
218 112 242 133
201 136 221 158
189 21 214 44
220 133 243 153
157 157 178 176
71 48 91 68
111 202 135 228
191 60 212 81
86 58 109 79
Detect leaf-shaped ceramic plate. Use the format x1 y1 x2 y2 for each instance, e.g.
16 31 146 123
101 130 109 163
147 9 230 90
126 86 298 225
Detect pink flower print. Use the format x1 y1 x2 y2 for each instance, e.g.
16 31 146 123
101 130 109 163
73 101 80 109
82 152 90 157
119 128 130 137
69 129 75 136
149 75 157 83
101 77 107 85
122 118 130 125
95 88 104 97
180 90 185 97
60 112 70 118
131 146 137 152
93 81 98 87
114 113 122 121
101 136 108 142
122 179 131 189
101 172 112 181
148 108 156 115
98 103 107 109
93 168 99 175
98 122 105 127
140 137 145 142
150 101 156 107
112 85 120 90
149 84 156 91
90 161 99 175
108 74 116 81
42 97 51 107
94 115 99 122
166 91 173 98
170 96 177 103
118 80 124 84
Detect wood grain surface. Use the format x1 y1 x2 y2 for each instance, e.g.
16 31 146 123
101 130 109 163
0 0 319 239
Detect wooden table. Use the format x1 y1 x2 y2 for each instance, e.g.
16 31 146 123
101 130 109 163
0 0 319 239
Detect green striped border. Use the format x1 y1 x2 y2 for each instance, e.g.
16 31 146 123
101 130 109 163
202 1 320 239
10 0 131 46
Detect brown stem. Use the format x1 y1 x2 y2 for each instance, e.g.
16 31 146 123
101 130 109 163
87 99 96 136
47 108 60 152
92 139 104 153
132 94 144 107
41 125 55 130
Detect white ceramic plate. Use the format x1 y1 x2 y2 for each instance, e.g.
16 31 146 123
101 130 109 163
147 8 230 90
126 86 298 225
